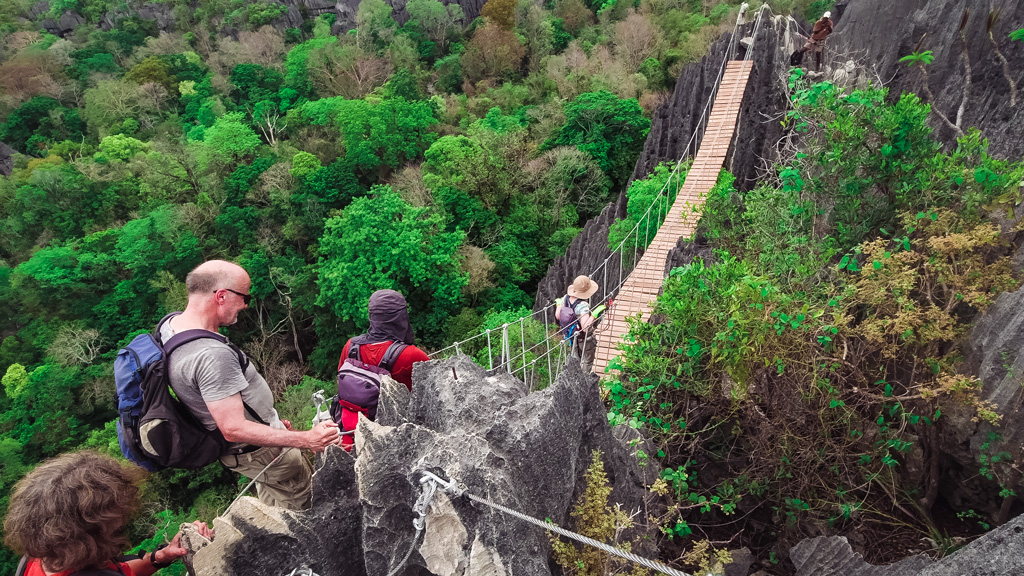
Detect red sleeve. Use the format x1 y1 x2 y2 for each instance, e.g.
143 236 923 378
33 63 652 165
389 346 430 391
338 339 352 371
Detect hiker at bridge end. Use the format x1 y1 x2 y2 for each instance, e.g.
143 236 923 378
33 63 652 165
800 11 834 71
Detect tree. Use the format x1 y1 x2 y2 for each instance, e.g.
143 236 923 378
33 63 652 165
290 151 321 180
614 11 662 72
297 96 439 175
356 0 398 50
553 0 592 35
405 0 464 52
542 90 650 187
317 186 467 344
307 42 391 100
461 22 526 83
284 35 338 98
46 324 103 367
2 363 29 399
202 112 262 164
480 0 517 29
98 134 150 162
82 79 151 136
0 96 84 154
124 55 175 91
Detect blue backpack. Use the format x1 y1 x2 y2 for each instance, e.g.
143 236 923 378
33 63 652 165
114 313 257 471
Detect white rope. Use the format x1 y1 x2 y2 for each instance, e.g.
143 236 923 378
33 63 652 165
221 449 286 516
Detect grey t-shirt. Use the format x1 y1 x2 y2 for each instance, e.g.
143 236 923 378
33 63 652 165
159 321 283 433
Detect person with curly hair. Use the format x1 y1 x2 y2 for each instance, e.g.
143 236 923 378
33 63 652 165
4 451 214 576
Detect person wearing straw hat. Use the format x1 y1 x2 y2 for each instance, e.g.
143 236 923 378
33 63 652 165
556 275 605 338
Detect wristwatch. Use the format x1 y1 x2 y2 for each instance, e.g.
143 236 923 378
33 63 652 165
149 544 174 569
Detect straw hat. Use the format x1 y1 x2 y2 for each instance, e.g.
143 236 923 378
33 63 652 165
567 275 599 299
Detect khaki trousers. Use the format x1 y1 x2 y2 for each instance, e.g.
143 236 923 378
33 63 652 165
220 446 313 511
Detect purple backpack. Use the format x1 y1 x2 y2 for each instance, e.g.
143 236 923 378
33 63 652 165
331 341 407 421
558 295 585 336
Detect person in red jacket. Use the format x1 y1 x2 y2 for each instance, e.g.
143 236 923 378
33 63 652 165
335 290 429 449
799 11 834 71
4 451 214 576
338 289 430 390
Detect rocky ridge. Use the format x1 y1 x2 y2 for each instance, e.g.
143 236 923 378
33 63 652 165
191 355 662 576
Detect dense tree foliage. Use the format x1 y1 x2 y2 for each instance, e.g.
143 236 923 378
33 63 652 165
0 0 848 572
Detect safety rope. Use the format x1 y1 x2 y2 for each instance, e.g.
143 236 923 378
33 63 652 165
220 449 286 517
417 472 695 576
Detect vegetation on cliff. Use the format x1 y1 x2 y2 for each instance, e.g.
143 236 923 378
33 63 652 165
609 72 1024 568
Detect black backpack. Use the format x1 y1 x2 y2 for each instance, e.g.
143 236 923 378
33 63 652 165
115 313 264 471
790 49 804 66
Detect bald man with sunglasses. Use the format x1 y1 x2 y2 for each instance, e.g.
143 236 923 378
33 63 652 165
160 260 342 510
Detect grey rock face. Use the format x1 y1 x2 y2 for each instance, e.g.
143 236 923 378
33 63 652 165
791 536 931 576
664 234 715 276
959 287 1024 511
832 0 1024 159
191 446 366 576
359 355 660 576
196 355 661 576
41 10 83 36
0 142 14 178
99 3 175 32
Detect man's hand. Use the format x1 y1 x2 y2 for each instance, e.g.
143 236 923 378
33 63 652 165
153 521 214 565
305 420 343 452
282 419 293 431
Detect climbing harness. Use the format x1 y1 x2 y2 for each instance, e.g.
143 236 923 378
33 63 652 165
409 471 695 576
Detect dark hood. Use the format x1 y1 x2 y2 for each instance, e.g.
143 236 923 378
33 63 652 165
350 289 416 345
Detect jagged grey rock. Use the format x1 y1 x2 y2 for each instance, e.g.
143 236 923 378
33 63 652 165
958 286 1024 512
358 354 661 576
833 0 1024 159
191 446 366 576
197 355 661 576
533 200 626 314
791 536 931 576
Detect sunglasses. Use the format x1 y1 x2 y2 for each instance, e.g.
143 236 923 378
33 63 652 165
215 288 252 305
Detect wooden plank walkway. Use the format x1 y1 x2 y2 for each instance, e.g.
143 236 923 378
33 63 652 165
591 60 753 375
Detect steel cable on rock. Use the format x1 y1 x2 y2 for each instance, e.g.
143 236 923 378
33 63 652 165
459 490 694 576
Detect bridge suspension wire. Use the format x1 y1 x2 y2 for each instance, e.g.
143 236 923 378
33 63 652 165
430 5 761 387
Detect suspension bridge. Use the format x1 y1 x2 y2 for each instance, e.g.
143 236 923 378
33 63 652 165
430 6 767 386
592 59 753 374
